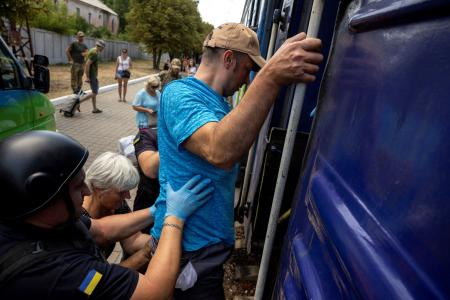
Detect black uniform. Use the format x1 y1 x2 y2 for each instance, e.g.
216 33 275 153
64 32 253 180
0 216 138 299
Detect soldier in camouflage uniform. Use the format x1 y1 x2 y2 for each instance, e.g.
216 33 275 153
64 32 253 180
159 58 182 90
66 31 88 94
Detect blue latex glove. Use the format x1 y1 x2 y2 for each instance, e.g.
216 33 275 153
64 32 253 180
165 175 213 221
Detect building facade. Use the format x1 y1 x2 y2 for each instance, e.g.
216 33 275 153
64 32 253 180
62 0 119 34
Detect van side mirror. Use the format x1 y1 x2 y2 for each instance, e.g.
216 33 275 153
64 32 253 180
33 55 50 93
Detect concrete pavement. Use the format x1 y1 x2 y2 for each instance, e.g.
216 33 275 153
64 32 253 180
54 79 145 168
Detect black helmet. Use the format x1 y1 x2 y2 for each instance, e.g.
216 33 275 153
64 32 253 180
0 131 88 221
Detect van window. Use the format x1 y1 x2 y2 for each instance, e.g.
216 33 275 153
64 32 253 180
0 46 21 90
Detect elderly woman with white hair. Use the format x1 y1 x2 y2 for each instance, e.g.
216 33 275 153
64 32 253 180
84 151 152 271
132 75 161 129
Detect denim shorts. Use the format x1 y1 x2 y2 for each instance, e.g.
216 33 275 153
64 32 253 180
89 77 99 94
117 70 131 79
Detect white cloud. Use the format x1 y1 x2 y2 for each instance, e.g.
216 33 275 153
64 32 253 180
197 0 246 27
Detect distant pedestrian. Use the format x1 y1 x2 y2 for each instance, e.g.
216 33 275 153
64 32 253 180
132 75 160 129
115 48 132 102
182 58 189 73
187 58 197 76
163 58 170 70
159 58 181 90
83 40 105 113
66 31 88 94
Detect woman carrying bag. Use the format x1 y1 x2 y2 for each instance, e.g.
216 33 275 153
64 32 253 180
115 48 132 102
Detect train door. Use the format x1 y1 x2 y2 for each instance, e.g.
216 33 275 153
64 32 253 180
273 0 450 298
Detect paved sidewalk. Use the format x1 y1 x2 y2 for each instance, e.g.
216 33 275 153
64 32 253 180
54 80 146 264
55 81 144 168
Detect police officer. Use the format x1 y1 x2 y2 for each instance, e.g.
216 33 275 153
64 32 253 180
0 130 213 299
159 58 182 89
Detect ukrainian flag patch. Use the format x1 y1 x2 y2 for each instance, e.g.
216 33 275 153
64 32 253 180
79 269 103 296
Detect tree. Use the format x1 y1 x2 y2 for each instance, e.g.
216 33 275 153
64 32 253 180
0 0 46 34
101 0 129 34
127 0 213 69
29 1 79 35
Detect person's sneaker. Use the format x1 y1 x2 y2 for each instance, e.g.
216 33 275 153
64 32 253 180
92 109 102 113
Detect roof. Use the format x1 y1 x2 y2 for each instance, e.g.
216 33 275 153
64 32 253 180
77 0 118 16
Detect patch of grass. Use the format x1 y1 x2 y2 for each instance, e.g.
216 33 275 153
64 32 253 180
47 59 158 99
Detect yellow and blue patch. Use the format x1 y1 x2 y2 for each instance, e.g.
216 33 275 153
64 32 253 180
78 269 103 296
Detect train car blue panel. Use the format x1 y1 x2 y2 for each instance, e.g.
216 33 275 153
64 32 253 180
274 0 450 298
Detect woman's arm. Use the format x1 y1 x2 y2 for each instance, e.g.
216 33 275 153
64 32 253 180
132 105 154 115
115 57 119 76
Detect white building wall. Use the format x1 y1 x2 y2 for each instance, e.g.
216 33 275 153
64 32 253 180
66 0 119 34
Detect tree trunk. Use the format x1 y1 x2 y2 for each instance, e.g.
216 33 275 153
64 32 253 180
152 47 157 69
156 49 162 70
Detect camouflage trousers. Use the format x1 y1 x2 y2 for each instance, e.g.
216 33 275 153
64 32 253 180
71 63 84 93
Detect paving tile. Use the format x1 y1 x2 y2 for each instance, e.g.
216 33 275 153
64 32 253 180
55 82 142 168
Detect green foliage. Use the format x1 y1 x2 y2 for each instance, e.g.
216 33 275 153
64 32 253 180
15 0 114 39
0 0 46 33
101 0 129 34
74 16 92 34
29 1 79 35
127 0 213 69
89 26 113 39
117 32 131 41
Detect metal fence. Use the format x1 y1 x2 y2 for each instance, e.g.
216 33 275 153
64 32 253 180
30 28 148 64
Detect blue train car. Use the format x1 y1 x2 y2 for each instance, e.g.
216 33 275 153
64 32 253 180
239 0 450 298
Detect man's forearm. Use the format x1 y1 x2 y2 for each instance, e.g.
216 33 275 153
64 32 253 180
214 70 280 166
90 208 153 246
186 70 280 170
143 216 183 297
66 48 72 62
84 61 91 78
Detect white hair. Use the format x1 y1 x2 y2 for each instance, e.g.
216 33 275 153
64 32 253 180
85 152 139 192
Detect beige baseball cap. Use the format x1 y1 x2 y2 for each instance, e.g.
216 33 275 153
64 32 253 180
77 31 85 37
171 58 181 69
203 23 266 69
96 40 106 48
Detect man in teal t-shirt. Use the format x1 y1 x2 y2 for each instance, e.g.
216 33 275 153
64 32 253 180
83 40 105 114
151 23 323 299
